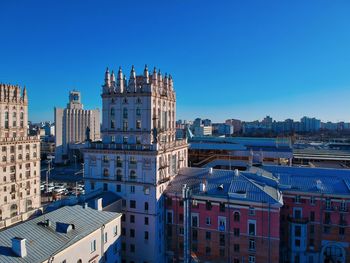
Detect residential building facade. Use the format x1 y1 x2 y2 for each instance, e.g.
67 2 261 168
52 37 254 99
0 83 41 225
83 65 188 263
0 205 122 263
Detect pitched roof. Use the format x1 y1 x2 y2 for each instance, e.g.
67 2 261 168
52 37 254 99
166 167 282 206
0 205 121 263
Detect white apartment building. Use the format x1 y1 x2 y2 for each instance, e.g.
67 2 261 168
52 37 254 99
0 205 122 263
55 90 100 163
83 65 188 263
0 84 41 225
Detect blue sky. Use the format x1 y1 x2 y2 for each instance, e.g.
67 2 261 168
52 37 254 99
1 0 350 123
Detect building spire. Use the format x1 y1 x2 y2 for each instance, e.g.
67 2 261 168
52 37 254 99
117 67 124 93
104 67 110 87
143 64 149 84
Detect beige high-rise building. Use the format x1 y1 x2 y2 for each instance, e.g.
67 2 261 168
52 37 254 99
54 90 100 163
0 83 41 225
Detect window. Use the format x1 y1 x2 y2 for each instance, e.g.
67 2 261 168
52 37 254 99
130 244 135 253
144 216 149 225
122 227 126 236
206 217 211 225
130 229 135 238
191 214 198 227
295 239 300 247
130 200 136 209
234 228 240 237
340 200 347 211
144 202 149 211
234 244 240 252
123 108 128 118
130 170 136 180
219 202 225 212
234 211 240 222
116 184 121 192
205 246 211 256
218 217 226 231
295 195 301 203
323 226 330 234
110 108 115 116
136 120 141 129
144 231 149 240
113 226 118 236
192 229 198 241
167 211 173 224
123 121 128 131
116 170 122 181
205 231 211 240
295 226 301 237
130 215 135 223
310 225 315 234
249 239 256 251
339 227 345 235
130 185 135 193
310 196 315 205
104 232 108 243
310 211 315 222
103 183 108 191
309 238 314 247
219 233 225 246
206 201 212 210
294 208 302 219
248 255 255 263
248 220 256 236
103 168 109 177
326 198 331 209
90 240 96 253
136 108 141 116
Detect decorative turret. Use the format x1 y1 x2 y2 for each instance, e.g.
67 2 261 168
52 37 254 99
117 67 124 93
143 64 149 84
128 65 137 92
152 67 158 86
22 86 27 102
104 67 110 87
169 74 174 90
111 70 116 85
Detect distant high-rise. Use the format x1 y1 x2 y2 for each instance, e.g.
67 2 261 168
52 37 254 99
83 65 188 263
0 84 41 225
54 90 100 163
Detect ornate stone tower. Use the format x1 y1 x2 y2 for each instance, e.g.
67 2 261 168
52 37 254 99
0 84 40 226
83 65 188 263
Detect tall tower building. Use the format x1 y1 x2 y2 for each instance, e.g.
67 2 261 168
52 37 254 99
0 84 41 224
55 90 100 163
83 65 188 263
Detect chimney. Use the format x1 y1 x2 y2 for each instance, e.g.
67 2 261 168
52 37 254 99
12 237 27 258
95 198 103 211
199 180 207 193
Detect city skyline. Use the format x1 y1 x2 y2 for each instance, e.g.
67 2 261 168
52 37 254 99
1 1 350 123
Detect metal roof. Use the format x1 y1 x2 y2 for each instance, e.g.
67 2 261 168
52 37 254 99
0 205 121 263
166 167 282 205
263 165 350 195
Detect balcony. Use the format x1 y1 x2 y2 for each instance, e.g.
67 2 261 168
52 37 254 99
288 216 309 224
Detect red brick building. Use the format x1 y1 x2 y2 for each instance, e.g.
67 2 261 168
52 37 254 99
165 166 350 263
165 167 282 262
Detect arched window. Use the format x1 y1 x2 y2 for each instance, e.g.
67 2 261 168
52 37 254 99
103 168 109 177
144 202 149 211
234 212 240 222
77 260 82 263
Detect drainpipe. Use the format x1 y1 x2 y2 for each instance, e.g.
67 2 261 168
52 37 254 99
101 224 105 261
182 185 191 263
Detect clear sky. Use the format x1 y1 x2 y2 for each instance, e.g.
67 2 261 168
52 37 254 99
1 0 350 123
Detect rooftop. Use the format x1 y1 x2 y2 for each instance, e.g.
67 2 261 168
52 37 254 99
263 165 350 195
0 205 121 263
166 167 283 206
